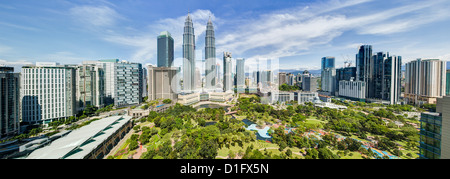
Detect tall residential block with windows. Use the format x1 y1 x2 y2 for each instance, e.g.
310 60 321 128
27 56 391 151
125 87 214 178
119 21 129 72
236 58 245 93
76 64 105 111
419 96 450 159
0 67 20 138
321 57 336 94
147 65 179 101
114 61 142 107
21 62 76 124
83 59 142 107
404 59 446 105
223 52 232 92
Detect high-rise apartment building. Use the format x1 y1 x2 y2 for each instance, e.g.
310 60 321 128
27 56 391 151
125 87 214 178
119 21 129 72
322 67 336 94
205 18 216 90
321 57 336 94
83 59 142 107
236 58 245 93
260 70 273 89
382 54 402 105
183 13 196 92
0 67 20 137
287 73 295 86
302 76 318 92
114 61 142 107
76 64 105 111
223 52 232 92
216 63 221 86
278 72 287 86
21 62 76 124
356 45 402 104
147 65 179 101
405 59 447 105
157 31 174 68
419 96 450 159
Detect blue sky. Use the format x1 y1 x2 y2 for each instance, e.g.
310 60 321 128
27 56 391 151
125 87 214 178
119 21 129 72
1 0 450 71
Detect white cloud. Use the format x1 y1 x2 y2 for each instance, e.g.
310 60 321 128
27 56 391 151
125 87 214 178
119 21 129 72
69 5 123 28
102 9 217 63
215 0 450 61
0 44 13 54
65 0 450 68
43 51 87 64
0 21 40 31
0 59 32 65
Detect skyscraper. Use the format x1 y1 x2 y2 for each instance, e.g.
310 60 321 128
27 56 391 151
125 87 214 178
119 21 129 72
405 59 447 105
223 52 232 92
236 58 245 93
183 13 196 92
321 57 336 94
205 17 216 90
157 31 174 67
356 45 372 82
321 56 335 70
355 45 401 104
0 67 20 138
382 54 402 104
367 52 385 99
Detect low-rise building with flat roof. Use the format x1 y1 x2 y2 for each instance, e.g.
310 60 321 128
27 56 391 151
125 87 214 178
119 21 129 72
23 115 132 159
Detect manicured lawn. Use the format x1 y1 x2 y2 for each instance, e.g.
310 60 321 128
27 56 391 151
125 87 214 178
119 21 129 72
216 140 279 158
234 115 247 121
305 117 326 125
216 140 305 159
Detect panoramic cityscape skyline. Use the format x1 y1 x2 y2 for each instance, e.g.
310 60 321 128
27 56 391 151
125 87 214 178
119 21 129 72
1 0 450 71
2 0 450 162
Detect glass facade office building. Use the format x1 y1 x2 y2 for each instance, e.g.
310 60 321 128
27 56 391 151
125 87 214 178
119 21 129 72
157 31 174 68
447 70 450 96
420 112 443 159
356 45 372 82
0 67 20 137
321 57 335 70
419 96 450 159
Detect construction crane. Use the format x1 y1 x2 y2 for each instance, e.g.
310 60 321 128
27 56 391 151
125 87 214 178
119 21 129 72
341 54 352 68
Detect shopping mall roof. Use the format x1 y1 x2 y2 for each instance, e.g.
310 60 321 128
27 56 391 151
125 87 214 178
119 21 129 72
26 115 132 159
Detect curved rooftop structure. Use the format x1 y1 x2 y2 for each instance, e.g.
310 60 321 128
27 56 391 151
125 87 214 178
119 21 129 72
25 115 132 159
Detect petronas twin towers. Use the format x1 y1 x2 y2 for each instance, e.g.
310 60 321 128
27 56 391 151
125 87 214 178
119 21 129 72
183 13 216 92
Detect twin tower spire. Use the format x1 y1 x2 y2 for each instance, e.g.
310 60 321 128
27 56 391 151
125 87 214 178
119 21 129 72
183 13 216 92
